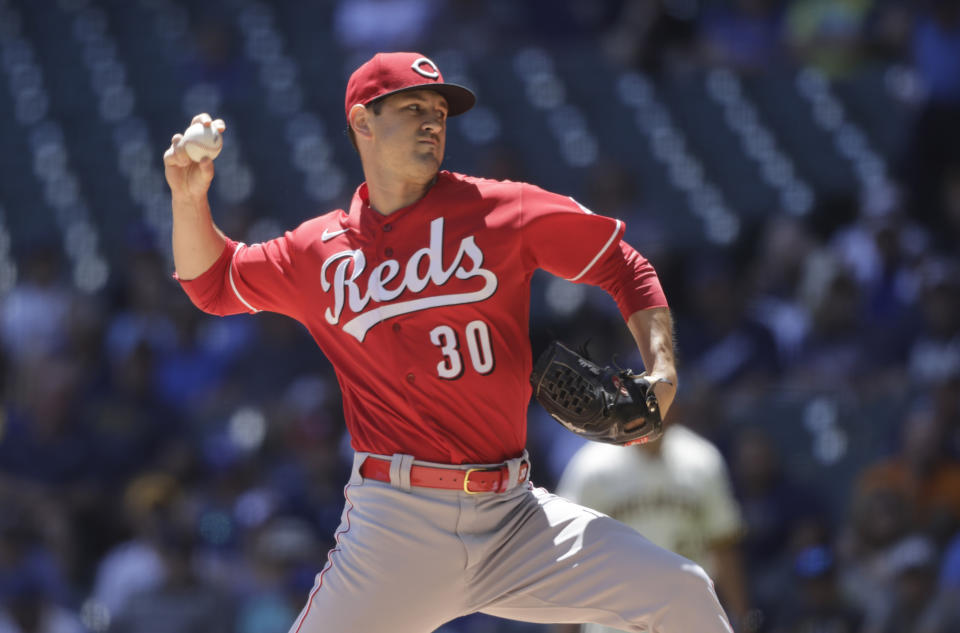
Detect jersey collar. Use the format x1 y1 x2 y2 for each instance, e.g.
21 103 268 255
343 183 369 233
345 172 451 232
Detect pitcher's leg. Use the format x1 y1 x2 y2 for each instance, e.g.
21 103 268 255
289 479 469 633
475 487 733 633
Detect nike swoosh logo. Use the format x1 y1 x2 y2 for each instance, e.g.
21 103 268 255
321 227 351 242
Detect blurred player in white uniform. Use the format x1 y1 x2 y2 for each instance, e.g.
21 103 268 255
558 424 751 632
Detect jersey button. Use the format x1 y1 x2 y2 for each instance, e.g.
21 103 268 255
384 247 394 257
383 224 392 232
392 323 401 332
406 373 415 383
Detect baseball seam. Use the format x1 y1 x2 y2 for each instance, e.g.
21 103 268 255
182 138 221 160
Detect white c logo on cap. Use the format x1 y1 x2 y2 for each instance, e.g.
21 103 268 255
411 57 440 80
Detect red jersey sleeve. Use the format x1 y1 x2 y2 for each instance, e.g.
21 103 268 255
518 183 668 319
176 231 304 321
587 241 668 319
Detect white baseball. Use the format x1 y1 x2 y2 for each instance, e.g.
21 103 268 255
180 122 223 162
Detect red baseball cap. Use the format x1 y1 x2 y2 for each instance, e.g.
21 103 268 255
345 52 476 120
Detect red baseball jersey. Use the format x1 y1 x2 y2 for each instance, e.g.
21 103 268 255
178 171 667 464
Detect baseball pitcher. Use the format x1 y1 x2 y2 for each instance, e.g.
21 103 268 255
163 52 734 633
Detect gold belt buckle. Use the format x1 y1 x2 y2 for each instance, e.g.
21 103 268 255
463 467 499 494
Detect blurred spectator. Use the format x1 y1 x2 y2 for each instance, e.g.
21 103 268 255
152 300 255 415
0 356 89 486
699 0 788 72
829 213 927 335
0 584 85 633
837 487 914 616
516 0 621 42
193 373 351 548
863 0 916 62
64 296 109 388
914 529 960 630
79 337 182 485
906 258 960 387
903 1 960 234
861 534 940 633
235 516 322 633
88 472 180 618
0 241 72 362
784 0 875 77
676 253 781 393
748 216 819 366
0 496 82 633
105 248 178 372
0 501 71 608
221 313 324 405
108 515 233 633
333 0 440 55
180 16 252 104
896 523 958 631
600 0 701 72
939 529 960 590
856 403 960 541
913 0 960 105
783 248 898 392
916 597 960 633
770 545 863 633
585 161 662 253
729 426 826 613
272 400 351 540
557 424 751 630
107 212 253 420
428 1 523 56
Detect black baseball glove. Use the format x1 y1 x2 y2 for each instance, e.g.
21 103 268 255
530 340 666 446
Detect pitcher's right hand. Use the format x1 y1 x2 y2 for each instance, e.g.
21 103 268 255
163 112 226 200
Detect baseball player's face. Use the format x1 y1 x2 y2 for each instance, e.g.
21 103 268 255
368 90 448 180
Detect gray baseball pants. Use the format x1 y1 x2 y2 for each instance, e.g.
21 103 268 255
289 452 734 633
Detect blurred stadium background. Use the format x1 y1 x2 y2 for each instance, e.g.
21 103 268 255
0 0 959 632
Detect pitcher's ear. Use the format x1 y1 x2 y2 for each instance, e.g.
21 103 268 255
349 104 372 140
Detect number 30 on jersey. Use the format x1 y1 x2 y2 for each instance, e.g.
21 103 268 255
429 320 494 379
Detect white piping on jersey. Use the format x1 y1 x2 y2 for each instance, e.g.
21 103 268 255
569 196 595 215
567 219 622 282
229 243 261 313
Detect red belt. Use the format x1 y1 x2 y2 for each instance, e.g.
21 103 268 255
360 457 530 494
